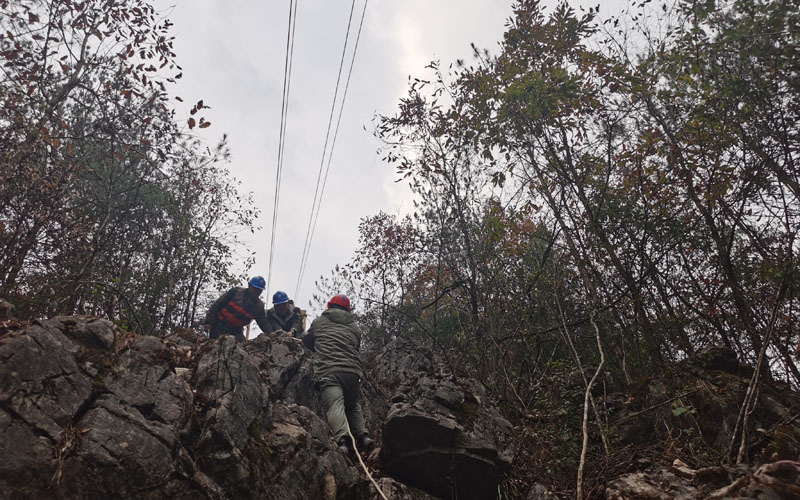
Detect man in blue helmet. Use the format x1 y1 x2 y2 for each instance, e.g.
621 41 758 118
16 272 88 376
265 290 304 338
203 276 271 342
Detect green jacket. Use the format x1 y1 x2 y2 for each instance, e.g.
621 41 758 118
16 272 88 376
302 308 362 380
265 304 304 337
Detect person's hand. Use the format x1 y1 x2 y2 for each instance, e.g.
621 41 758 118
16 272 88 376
204 324 211 333
289 328 297 336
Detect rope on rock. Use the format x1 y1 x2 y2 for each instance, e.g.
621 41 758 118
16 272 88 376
345 421 387 500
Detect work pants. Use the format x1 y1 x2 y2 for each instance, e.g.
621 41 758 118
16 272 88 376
319 372 366 442
209 324 246 343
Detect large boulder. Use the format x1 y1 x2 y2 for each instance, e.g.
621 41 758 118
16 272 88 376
0 317 97 499
374 338 514 500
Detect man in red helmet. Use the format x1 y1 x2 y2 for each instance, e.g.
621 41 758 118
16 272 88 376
203 276 271 342
302 293 374 456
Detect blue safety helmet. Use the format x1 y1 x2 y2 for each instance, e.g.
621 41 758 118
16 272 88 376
248 276 266 290
272 290 289 304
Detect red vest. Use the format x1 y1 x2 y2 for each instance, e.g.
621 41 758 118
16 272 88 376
218 296 255 328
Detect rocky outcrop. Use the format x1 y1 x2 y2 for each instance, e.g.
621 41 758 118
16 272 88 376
606 459 800 499
0 318 366 499
373 338 514 500
0 317 511 499
612 345 800 461
602 345 800 500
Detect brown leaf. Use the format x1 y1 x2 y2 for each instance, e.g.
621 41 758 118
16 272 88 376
188 117 196 129
199 121 211 129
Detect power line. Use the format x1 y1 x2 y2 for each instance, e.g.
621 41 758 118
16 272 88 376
267 0 299 296
295 0 357 298
296 0 369 299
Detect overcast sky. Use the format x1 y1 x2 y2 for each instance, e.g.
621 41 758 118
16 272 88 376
154 0 618 330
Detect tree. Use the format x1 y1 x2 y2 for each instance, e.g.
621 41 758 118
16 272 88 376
0 0 256 332
363 0 800 491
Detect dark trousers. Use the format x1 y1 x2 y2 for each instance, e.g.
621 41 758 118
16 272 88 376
209 324 246 342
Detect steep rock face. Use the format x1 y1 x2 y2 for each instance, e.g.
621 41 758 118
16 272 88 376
0 318 367 499
0 318 509 499
373 338 514 500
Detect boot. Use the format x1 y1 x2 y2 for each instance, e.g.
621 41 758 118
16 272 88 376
356 433 374 451
337 436 353 457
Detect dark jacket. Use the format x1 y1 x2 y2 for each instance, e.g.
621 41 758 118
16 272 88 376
204 287 270 334
302 308 362 380
265 304 304 337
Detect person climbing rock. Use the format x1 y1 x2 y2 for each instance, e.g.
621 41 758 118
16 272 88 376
265 290 304 338
203 276 271 342
302 293 374 456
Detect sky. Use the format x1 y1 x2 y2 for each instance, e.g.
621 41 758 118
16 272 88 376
153 0 621 331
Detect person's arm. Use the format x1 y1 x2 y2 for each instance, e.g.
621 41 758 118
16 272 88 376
205 288 235 327
254 303 272 334
289 307 304 338
301 322 316 351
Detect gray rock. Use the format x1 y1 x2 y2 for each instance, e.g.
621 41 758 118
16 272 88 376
243 333 306 401
192 335 272 495
527 483 559 499
0 321 93 440
375 338 514 500
0 298 15 320
607 461 800 500
46 315 117 350
373 477 440 499
0 317 516 499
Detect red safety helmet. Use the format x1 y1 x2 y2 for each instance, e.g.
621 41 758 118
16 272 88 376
327 294 351 312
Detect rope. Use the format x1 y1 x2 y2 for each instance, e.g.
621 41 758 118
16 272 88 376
345 421 388 500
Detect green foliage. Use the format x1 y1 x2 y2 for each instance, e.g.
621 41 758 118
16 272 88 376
671 406 697 418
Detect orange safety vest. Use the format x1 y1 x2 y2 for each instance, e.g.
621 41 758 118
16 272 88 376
218 298 255 328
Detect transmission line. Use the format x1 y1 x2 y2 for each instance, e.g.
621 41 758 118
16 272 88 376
295 0 368 299
267 0 299 295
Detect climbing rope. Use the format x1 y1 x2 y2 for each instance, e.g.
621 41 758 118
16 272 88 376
345 421 388 499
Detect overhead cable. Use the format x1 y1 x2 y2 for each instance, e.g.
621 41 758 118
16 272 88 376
267 0 299 295
296 0 369 298
294 0 366 298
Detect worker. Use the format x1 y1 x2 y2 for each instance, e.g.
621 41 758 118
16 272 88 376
204 276 271 342
265 290 304 338
302 293 374 456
